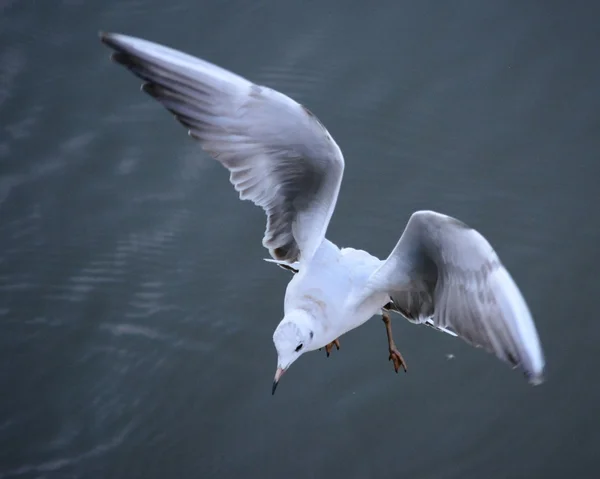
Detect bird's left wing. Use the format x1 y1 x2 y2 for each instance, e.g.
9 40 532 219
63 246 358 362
358 210 545 385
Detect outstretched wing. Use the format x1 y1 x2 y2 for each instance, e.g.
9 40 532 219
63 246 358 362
364 210 545 385
100 32 345 264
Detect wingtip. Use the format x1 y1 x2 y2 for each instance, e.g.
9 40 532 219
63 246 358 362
98 30 111 44
99 31 120 52
99 32 124 64
98 31 126 50
529 377 544 386
526 369 545 386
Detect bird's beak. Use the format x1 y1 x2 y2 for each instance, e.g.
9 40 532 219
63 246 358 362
272 367 286 395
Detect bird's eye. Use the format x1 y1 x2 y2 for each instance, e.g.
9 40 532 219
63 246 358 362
295 343 303 352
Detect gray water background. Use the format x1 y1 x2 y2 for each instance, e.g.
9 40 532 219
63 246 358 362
1 1 600 478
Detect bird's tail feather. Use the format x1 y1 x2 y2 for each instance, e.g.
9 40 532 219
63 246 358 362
263 258 299 274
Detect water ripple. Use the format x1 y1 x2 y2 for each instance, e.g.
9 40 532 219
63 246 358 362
0 424 132 479
0 45 25 107
99 322 211 353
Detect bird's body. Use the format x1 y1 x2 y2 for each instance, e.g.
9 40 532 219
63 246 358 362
99 31 546 393
283 240 388 350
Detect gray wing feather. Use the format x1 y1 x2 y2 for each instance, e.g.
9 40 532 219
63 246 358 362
100 32 344 263
368 210 545 385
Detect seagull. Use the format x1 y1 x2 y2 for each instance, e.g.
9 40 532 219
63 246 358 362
99 32 545 394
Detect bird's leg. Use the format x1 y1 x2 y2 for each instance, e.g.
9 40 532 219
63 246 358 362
319 338 341 357
382 311 408 373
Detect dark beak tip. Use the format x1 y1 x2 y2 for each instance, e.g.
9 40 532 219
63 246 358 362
271 380 279 395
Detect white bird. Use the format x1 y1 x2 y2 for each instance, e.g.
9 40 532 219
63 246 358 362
99 32 545 394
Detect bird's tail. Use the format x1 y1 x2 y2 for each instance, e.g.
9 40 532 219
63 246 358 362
263 258 299 274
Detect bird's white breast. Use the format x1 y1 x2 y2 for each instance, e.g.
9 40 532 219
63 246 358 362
284 241 388 344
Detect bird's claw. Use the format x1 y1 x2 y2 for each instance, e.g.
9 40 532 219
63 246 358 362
319 338 341 357
389 346 408 373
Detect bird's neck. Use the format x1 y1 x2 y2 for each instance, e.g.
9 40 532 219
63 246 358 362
304 238 340 266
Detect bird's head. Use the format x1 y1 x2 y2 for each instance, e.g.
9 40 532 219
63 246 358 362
271 311 315 395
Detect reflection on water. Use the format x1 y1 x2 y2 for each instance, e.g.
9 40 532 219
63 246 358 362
1 1 599 478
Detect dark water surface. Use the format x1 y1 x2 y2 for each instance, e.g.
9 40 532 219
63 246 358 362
2 1 599 478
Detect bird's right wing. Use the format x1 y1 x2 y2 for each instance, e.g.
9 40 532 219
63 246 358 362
100 32 345 264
